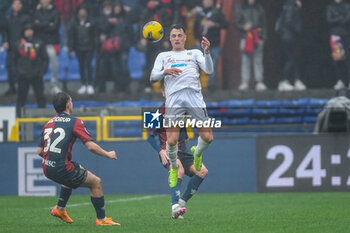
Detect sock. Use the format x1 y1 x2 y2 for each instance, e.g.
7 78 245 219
166 141 178 169
178 198 186 208
57 187 72 210
182 175 204 202
171 178 182 205
91 196 106 220
196 136 210 156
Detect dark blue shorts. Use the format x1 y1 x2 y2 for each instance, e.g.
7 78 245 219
159 151 194 177
46 161 88 189
178 151 194 177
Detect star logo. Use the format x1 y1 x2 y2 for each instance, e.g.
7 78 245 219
151 109 162 122
143 109 162 129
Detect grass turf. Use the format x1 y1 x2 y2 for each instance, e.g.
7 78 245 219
0 193 349 233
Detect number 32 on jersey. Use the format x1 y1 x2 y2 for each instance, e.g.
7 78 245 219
43 128 65 154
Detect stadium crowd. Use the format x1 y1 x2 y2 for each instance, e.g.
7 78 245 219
0 0 227 99
1 0 350 111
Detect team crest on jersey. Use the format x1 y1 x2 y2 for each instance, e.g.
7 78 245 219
167 58 175 63
187 52 192 56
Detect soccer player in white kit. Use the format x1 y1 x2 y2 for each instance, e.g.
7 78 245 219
150 24 214 188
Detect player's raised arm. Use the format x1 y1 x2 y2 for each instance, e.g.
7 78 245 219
85 141 117 160
197 36 214 74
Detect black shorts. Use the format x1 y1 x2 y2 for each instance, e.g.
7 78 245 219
47 161 88 189
178 151 194 177
159 151 194 177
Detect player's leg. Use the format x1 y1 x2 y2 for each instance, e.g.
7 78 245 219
166 126 180 169
81 171 120 226
166 127 181 187
185 90 214 171
171 159 187 219
192 127 213 171
51 185 74 223
171 159 184 206
196 127 213 154
57 185 72 210
179 163 208 208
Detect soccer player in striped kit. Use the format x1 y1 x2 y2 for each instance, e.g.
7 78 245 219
37 92 120 226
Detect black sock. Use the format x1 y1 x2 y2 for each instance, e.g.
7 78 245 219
91 196 106 220
182 175 204 202
57 187 72 209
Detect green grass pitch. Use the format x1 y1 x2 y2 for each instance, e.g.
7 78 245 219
1 193 349 233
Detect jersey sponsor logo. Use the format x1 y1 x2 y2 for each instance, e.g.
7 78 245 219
42 159 56 167
171 64 188 68
48 116 71 123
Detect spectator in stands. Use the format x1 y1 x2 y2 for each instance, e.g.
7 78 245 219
81 0 103 89
326 0 350 90
22 0 39 15
0 1 12 19
235 0 267 91
11 23 48 117
33 0 61 94
172 0 186 25
194 0 228 90
120 0 143 40
97 0 132 93
110 1 133 92
95 0 113 93
138 0 173 93
53 0 83 50
183 1 202 49
276 0 306 91
68 5 96 95
82 0 103 22
2 0 31 96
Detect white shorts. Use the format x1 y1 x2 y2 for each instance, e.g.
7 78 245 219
165 88 208 122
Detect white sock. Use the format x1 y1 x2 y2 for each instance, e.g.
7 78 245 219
166 141 178 169
172 203 179 211
57 206 65 211
196 136 210 156
178 199 186 208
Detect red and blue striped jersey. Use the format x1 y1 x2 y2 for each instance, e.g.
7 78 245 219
39 113 93 175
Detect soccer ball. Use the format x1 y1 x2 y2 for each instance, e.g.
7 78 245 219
142 21 164 42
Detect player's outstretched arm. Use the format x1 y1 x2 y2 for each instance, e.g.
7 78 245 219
201 36 211 54
85 141 117 160
197 36 214 74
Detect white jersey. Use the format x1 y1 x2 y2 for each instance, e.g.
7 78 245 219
150 49 213 98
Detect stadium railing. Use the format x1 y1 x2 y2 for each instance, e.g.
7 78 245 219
103 116 147 141
8 115 196 142
9 117 101 142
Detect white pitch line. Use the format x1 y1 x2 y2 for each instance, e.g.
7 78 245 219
46 195 163 209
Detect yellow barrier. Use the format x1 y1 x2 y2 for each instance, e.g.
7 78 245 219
103 116 194 141
8 115 195 143
103 116 147 141
9 117 101 142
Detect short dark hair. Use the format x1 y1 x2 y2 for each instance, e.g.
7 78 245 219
169 24 186 35
53 92 71 114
